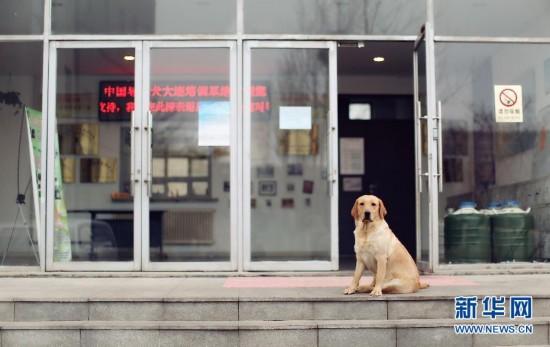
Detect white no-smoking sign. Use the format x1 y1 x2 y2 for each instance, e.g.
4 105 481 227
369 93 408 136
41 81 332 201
494 85 523 123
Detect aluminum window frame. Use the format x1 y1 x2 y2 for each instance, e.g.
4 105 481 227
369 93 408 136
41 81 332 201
242 40 339 271
141 40 238 272
46 40 144 271
0 0 51 272
3 0 550 273
431 39 550 274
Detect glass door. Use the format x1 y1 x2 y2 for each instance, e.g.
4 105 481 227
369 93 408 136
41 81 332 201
243 41 338 271
142 42 237 271
414 26 438 272
46 42 143 271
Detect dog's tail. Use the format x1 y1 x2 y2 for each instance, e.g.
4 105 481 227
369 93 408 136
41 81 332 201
419 282 430 289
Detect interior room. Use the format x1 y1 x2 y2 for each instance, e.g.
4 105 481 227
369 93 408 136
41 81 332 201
337 41 416 269
249 46 332 262
51 47 234 263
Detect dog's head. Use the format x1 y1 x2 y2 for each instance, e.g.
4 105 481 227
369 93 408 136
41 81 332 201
351 195 387 223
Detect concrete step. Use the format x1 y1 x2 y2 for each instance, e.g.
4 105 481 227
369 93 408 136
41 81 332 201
1 296 550 322
0 318 549 347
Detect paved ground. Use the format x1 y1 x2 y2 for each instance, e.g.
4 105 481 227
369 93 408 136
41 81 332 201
0 274 548 301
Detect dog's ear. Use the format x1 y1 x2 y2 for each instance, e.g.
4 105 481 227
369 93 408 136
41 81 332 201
378 198 387 219
351 200 359 220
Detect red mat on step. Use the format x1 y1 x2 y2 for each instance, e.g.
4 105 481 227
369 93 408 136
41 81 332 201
223 276 478 288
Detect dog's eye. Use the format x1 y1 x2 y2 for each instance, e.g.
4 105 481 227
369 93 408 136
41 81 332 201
359 202 364 206
371 203 376 207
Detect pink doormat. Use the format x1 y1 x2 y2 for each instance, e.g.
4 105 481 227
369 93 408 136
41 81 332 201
223 276 478 288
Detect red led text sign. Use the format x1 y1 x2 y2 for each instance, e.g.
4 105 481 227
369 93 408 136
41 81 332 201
98 81 270 121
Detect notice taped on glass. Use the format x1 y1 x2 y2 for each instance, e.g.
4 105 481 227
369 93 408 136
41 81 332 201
340 138 364 175
494 85 523 123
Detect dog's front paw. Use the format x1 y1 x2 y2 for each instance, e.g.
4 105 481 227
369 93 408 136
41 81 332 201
344 286 357 295
370 287 382 296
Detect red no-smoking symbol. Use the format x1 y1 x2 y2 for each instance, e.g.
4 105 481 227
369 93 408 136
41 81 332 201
499 89 517 107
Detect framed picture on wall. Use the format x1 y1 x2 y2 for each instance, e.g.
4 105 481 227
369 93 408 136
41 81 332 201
342 177 362 192
286 183 295 192
80 158 117 183
61 158 76 183
258 180 277 196
287 163 303 176
302 180 314 194
256 165 274 178
281 198 294 208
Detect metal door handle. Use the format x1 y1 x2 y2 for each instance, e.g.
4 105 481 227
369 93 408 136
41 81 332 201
416 100 423 193
130 111 138 195
436 100 443 193
327 113 336 197
145 110 153 197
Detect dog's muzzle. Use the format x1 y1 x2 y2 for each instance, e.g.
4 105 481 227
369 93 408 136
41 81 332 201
363 211 371 223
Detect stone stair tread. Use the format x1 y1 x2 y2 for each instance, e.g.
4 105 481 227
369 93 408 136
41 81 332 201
2 298 548 322
4 294 550 302
0 318 548 330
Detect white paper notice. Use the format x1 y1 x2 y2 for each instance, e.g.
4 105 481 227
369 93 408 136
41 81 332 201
198 101 230 146
342 177 362 192
279 106 312 130
340 138 364 175
494 85 523 123
349 103 372 120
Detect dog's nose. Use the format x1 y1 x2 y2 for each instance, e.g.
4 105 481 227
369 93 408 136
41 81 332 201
364 211 371 220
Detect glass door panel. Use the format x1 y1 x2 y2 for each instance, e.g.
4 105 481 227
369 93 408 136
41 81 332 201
244 41 338 271
47 42 142 270
413 23 441 271
143 42 236 271
415 38 430 263
414 30 434 271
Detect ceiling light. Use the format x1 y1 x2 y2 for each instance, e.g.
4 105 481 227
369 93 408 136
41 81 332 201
123 55 135 61
373 56 385 63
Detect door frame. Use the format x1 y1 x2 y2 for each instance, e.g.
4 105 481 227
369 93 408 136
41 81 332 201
46 41 144 271
413 23 438 273
141 41 238 271
242 40 339 271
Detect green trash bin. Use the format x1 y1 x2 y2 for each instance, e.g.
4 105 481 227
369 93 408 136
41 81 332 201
444 203 491 263
492 210 534 262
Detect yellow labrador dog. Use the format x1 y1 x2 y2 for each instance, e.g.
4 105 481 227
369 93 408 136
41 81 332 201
344 195 429 296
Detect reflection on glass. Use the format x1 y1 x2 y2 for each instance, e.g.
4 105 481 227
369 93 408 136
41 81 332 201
250 48 331 261
436 43 549 264
52 0 236 34
416 40 430 263
192 182 209 196
0 42 43 266
55 48 135 262
167 182 187 198
435 0 550 37
148 48 231 262
245 0 425 35
167 158 189 177
0 1 44 34
191 159 208 177
152 158 166 178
